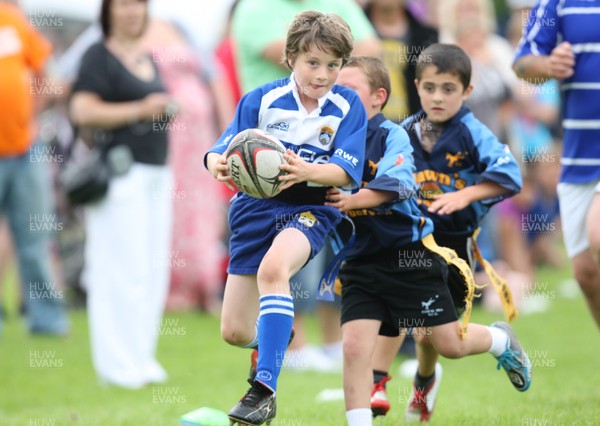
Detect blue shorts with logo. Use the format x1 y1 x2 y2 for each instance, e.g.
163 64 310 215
227 193 342 275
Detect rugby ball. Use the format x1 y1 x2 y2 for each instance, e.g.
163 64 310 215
225 128 288 199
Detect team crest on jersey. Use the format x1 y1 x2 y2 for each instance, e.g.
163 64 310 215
318 126 334 145
368 159 379 176
446 151 465 168
298 211 317 228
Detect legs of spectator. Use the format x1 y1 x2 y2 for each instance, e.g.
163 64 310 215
531 232 564 269
571 251 600 328
558 182 600 329
140 165 173 382
3 153 69 335
586 191 600 265
578 190 600 328
85 164 171 388
0 218 13 328
496 203 535 282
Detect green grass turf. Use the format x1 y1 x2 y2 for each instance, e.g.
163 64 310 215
1 264 600 425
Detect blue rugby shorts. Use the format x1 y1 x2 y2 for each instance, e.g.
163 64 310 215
227 194 342 275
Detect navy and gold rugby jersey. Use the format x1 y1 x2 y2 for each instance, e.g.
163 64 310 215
205 73 367 192
345 113 434 258
402 106 522 237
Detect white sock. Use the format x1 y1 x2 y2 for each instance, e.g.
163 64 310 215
346 408 372 426
487 326 509 357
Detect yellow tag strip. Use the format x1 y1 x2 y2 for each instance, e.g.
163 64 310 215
472 229 519 323
421 234 482 339
334 277 342 296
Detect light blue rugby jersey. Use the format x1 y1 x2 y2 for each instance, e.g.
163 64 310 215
206 74 367 191
514 0 600 183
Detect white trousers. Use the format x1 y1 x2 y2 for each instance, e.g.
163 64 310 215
84 163 173 388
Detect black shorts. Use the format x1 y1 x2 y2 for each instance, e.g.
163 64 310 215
339 240 459 337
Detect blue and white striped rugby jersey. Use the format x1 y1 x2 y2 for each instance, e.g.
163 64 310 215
514 0 600 183
206 74 367 191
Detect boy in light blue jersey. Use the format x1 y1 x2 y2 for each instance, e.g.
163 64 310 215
204 11 367 426
328 55 531 426
513 0 600 330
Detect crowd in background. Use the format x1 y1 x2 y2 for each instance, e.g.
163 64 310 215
0 0 565 385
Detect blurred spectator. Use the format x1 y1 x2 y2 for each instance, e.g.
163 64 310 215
483 4 563 314
362 0 438 122
232 0 381 93
493 6 563 284
486 154 562 315
58 12 236 314
215 0 242 105
69 0 174 389
415 0 441 29
141 18 235 313
0 0 69 335
439 0 517 138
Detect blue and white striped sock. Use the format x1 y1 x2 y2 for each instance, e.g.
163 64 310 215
254 294 294 392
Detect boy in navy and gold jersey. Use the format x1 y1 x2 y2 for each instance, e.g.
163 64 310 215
328 55 530 426
369 43 525 422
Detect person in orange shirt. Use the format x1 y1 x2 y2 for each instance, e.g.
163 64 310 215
0 1 69 335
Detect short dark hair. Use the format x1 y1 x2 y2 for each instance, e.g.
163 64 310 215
344 56 392 110
285 10 354 70
415 43 472 90
100 0 149 38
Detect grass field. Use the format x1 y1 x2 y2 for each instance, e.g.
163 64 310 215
2 263 600 426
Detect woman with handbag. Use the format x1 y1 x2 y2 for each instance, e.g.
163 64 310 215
70 0 175 389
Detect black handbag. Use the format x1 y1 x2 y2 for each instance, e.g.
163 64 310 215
59 130 132 205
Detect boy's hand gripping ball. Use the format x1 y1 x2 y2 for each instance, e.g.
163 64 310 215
225 128 288 199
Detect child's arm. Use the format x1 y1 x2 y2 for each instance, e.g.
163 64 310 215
206 152 235 190
428 181 510 215
457 116 522 213
327 124 415 212
325 188 396 212
278 150 351 190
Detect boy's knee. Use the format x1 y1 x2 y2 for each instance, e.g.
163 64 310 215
257 262 288 290
588 233 600 264
573 261 600 296
431 339 463 359
437 346 463 359
221 322 251 347
343 331 370 360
